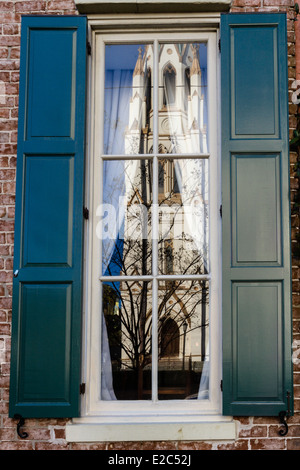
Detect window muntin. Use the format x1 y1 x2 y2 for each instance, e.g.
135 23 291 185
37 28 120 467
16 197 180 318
86 29 220 418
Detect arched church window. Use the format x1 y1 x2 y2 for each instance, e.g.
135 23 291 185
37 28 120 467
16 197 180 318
185 67 191 111
160 317 180 357
146 67 152 127
163 64 176 106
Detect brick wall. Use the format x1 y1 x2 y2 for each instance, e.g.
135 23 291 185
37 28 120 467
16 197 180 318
0 0 300 451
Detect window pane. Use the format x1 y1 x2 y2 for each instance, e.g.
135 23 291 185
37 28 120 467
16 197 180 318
101 159 152 276
158 280 209 400
158 158 209 275
101 281 152 400
104 44 153 155
158 43 208 154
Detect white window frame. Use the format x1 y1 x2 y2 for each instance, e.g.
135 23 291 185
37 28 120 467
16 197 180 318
66 13 236 442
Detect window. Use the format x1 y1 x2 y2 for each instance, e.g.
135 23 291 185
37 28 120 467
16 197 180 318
9 12 293 443
84 26 222 426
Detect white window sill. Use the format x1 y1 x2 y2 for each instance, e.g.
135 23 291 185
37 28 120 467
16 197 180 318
66 419 236 442
75 0 232 14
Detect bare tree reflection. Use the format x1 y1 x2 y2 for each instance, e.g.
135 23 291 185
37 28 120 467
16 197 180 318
102 160 209 400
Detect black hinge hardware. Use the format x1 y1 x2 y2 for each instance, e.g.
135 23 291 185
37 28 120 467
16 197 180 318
87 42 91 55
220 380 223 391
80 383 86 395
83 207 89 220
218 38 221 52
14 414 28 439
278 390 291 436
278 411 288 436
220 205 222 217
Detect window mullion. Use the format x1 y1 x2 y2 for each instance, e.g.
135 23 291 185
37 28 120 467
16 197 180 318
151 39 159 402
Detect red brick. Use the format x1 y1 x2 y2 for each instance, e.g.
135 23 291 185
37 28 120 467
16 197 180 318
0 3 14 12
0 120 18 131
54 428 65 439
0 428 15 441
0 60 19 71
22 427 51 440
2 182 16 195
0 133 10 143
0 441 33 450
5 83 18 95
10 48 20 60
216 440 249 450
6 233 14 244
15 1 47 12
0 271 12 282
0 169 16 180
0 157 9 168
251 439 286 450
0 13 15 24
71 442 107 450
0 195 15 205
287 438 300 450
0 48 9 59
34 442 69 450
0 109 9 119
48 0 78 10
2 24 20 36
0 37 20 48
177 441 213 450
232 0 261 6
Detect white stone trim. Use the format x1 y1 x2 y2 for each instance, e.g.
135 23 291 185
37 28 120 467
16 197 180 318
66 420 237 442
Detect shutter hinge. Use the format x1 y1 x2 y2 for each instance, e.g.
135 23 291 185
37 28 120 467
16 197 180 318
83 207 89 220
14 414 28 439
218 38 221 52
278 391 291 436
220 380 223 391
220 204 222 217
80 383 86 395
87 42 91 55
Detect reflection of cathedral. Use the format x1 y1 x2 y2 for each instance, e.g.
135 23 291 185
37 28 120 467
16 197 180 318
125 43 207 155
103 43 209 400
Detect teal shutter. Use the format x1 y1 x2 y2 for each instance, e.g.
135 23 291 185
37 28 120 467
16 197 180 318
221 13 293 417
9 16 87 418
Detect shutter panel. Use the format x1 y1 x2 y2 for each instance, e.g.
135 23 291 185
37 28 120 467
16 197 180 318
9 16 87 418
221 13 293 416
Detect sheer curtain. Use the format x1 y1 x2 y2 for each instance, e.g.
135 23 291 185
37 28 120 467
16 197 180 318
101 69 133 400
101 64 145 399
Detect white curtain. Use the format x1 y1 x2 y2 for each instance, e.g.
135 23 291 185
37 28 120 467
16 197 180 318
101 69 133 400
100 160 126 400
101 65 146 399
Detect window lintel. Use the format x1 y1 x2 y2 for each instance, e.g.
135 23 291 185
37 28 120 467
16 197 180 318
75 0 232 15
